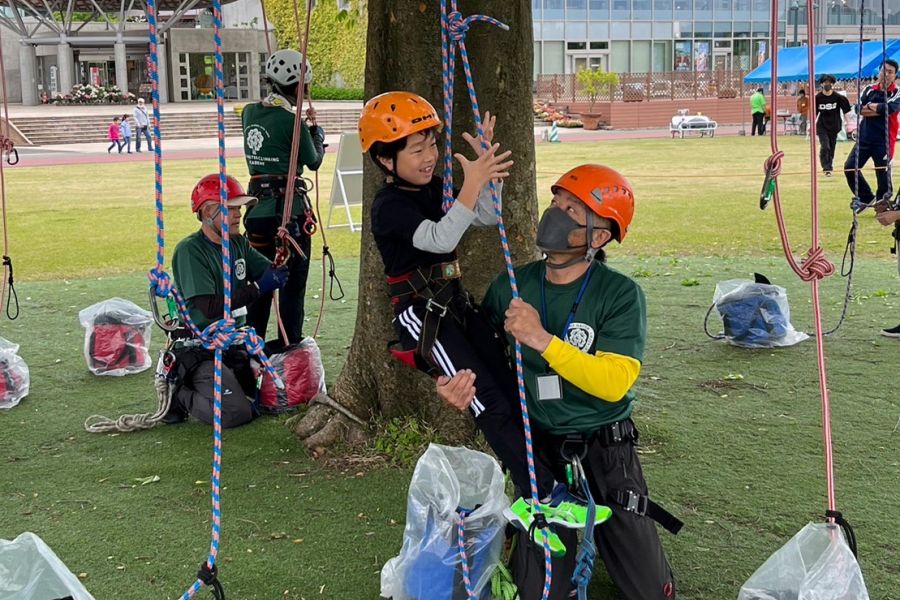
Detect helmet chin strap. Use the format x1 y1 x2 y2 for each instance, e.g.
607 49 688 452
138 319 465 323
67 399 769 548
545 212 598 269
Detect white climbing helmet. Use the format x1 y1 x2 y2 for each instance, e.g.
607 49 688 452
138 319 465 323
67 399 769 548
265 49 312 87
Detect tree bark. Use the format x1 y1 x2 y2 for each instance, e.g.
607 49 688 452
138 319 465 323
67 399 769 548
293 0 537 450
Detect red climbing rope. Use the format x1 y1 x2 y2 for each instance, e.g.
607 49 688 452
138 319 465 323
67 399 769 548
764 0 837 516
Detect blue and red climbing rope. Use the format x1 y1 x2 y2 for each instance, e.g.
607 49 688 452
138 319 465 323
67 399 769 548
439 3 553 599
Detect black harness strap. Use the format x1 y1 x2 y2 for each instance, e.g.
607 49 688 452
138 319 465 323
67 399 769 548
388 261 465 372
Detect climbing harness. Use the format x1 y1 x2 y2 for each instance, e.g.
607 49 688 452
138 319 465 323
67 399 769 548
761 0 858 552
438 1 554 598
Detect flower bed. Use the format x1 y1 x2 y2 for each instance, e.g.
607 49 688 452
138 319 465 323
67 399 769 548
52 85 137 105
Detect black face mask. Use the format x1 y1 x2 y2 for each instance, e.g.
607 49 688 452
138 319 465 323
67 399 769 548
823 84 833 91
536 206 586 253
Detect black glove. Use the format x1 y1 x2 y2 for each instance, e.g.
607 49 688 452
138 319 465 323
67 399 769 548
255 265 289 294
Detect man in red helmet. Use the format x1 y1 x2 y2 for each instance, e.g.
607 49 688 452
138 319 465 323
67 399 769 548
165 174 289 428
438 165 679 600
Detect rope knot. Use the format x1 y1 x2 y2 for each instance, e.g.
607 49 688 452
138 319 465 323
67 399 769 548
447 11 468 41
148 268 173 297
764 151 784 178
571 538 597 588
799 247 835 281
201 318 239 351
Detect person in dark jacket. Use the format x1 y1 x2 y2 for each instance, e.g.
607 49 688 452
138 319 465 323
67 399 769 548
845 60 900 210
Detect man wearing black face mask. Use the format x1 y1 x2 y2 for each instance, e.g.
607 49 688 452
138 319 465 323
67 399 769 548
438 165 680 600
815 74 851 176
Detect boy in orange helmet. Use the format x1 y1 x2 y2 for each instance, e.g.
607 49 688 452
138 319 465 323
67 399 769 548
360 92 604 556
439 165 680 599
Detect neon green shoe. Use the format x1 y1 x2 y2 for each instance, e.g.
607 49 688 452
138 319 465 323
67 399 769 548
544 499 613 529
504 497 567 557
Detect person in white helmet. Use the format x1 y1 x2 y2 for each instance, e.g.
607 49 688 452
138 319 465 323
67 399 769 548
241 49 326 349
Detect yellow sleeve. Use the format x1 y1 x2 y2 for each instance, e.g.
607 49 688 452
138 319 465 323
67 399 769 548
540 336 641 403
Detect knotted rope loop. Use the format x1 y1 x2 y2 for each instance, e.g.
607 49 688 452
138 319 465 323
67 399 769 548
799 247 836 282
447 11 508 42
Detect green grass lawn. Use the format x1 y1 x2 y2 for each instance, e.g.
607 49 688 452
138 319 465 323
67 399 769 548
1 136 898 599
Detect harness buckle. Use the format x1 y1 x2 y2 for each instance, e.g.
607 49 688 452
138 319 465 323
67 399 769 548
425 298 449 317
621 490 647 516
610 421 623 444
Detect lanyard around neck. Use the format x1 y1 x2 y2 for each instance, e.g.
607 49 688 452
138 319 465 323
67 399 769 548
540 262 595 340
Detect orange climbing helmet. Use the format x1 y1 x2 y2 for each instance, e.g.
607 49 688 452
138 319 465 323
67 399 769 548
551 164 635 242
358 91 441 152
191 174 257 213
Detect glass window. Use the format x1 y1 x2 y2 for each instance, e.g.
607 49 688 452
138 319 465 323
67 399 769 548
534 0 542 19
590 0 609 20
633 0 651 19
735 39 752 71
543 21 566 39
694 21 713 37
652 40 672 73
652 21 673 37
735 0 751 19
610 40 630 72
715 0 732 19
674 0 691 19
674 40 692 71
677 20 693 38
632 22 652 38
611 21 630 39
543 41 565 74
588 21 609 38
567 41 588 50
752 21 769 35
734 21 752 37
612 0 629 19
534 41 542 77
567 0 586 7
590 41 609 49
653 0 672 19
633 40 651 72
695 0 712 19
752 0 768 16
753 39 769 69
567 0 588 20
545 0 564 19
714 22 731 38
693 41 711 71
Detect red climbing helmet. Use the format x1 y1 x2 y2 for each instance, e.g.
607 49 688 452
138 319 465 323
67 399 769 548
191 174 258 213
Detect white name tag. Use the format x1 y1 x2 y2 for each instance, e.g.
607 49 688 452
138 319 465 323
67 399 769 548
536 374 562 401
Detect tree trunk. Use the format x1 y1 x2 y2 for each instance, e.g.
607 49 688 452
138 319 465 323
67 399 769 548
293 0 537 450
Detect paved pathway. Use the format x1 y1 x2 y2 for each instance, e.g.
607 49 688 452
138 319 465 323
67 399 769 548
6 116 750 168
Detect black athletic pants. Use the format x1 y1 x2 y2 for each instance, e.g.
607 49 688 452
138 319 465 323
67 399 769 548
394 300 556 497
512 423 675 600
171 347 258 428
752 112 766 136
244 214 312 345
844 142 892 204
817 129 839 173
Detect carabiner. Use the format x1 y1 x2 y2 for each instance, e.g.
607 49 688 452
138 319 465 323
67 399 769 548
148 287 179 331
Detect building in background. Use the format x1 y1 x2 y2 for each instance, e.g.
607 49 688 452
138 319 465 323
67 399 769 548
0 0 271 104
531 0 900 77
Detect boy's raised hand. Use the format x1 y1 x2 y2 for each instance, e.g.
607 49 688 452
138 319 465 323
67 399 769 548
454 141 514 190
460 110 496 157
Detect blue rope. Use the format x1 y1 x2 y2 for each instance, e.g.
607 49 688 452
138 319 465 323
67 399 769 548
456 509 476 600
439 3 552 600
570 461 597 600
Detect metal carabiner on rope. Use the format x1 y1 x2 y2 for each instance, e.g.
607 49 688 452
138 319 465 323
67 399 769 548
148 287 180 331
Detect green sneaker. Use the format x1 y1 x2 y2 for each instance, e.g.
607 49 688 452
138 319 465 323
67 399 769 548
544 499 613 529
504 497 567 557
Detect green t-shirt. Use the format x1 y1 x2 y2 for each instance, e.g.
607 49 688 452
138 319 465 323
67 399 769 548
481 260 647 435
750 92 767 114
242 100 319 220
172 231 270 330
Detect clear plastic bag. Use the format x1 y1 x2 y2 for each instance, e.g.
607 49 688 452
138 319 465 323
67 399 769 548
711 279 808 348
0 337 29 410
78 298 153 376
738 522 869 600
257 337 326 413
381 444 508 600
0 532 94 600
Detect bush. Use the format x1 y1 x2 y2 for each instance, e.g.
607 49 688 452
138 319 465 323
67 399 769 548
311 86 364 101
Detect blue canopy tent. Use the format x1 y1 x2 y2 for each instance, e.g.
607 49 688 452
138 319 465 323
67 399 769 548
744 40 900 84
